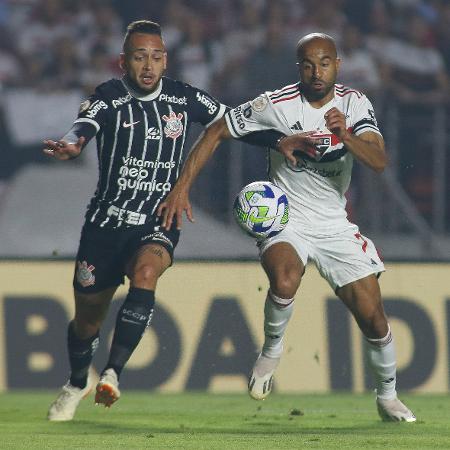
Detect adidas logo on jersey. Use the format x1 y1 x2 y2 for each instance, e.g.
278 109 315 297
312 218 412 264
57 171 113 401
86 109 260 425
290 121 303 131
146 127 161 140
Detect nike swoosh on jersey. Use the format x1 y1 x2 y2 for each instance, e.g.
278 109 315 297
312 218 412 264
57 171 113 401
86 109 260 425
123 120 140 128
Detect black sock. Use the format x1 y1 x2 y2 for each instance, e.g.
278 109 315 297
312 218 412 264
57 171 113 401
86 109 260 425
67 321 99 389
104 287 155 378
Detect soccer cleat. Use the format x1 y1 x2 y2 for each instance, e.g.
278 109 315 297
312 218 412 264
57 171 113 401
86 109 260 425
47 381 92 421
95 368 121 407
376 396 416 422
248 354 280 400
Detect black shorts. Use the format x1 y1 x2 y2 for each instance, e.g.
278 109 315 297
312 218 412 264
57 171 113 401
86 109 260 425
73 219 180 293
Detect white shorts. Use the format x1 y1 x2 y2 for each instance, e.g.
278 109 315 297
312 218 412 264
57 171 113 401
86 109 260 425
258 221 385 292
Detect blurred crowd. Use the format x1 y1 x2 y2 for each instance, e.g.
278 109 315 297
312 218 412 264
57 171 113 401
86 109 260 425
0 0 449 105
0 0 449 230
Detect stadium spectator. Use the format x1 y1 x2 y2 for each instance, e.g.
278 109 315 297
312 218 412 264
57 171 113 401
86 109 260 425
172 12 221 92
217 2 265 103
337 25 381 100
158 33 417 423
244 19 297 98
381 10 449 106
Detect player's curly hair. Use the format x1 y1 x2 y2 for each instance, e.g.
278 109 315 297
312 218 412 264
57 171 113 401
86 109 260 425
123 20 162 52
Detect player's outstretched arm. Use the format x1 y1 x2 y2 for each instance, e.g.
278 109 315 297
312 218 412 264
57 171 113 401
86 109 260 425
43 122 97 161
158 116 232 230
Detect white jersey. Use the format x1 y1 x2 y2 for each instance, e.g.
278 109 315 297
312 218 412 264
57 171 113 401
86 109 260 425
225 83 381 234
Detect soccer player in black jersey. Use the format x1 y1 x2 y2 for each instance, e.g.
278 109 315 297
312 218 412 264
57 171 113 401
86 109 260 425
44 20 284 421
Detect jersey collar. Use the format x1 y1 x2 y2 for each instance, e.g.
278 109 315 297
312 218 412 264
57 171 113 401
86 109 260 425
121 77 163 101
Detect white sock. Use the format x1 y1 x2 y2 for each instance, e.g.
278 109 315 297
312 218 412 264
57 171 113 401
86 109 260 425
261 290 294 359
363 324 397 400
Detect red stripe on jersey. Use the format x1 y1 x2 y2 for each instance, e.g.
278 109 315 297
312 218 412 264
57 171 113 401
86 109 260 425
312 127 353 146
272 92 301 104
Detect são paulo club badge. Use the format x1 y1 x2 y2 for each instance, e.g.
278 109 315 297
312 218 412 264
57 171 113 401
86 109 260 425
162 111 184 139
76 260 95 287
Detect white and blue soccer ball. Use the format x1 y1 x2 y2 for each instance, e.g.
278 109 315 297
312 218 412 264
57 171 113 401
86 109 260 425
233 181 289 239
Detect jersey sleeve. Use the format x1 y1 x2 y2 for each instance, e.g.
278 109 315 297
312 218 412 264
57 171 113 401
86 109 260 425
351 95 382 137
187 86 226 127
225 94 280 138
74 88 110 133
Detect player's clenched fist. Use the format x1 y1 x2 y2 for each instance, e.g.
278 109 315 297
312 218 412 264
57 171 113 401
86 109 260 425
324 107 349 140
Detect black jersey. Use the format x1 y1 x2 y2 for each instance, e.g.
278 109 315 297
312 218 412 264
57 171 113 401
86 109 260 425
75 77 225 228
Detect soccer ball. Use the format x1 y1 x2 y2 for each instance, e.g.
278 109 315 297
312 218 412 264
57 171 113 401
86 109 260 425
233 181 289 239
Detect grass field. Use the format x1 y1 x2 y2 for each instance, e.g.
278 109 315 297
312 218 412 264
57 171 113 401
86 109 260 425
0 392 449 449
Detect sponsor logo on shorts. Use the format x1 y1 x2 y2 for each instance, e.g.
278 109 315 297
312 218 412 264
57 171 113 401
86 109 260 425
76 260 95 287
141 232 173 248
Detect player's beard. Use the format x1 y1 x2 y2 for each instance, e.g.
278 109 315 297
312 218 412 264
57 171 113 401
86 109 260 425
302 82 334 103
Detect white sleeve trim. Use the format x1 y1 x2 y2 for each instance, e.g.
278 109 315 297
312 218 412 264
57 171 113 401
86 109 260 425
354 127 382 137
74 117 100 133
204 103 226 128
224 111 241 138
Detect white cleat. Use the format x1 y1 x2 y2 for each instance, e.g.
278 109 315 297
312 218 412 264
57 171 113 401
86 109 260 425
376 396 417 422
248 354 280 400
48 381 92 421
95 368 121 408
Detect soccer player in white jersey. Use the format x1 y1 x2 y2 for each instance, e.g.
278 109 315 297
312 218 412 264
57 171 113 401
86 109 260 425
159 33 416 422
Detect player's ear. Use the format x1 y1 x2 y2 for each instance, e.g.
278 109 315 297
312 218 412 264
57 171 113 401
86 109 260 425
335 57 341 72
119 53 126 73
163 51 168 71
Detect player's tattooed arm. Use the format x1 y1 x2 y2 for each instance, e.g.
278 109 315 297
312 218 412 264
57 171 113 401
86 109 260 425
158 117 232 230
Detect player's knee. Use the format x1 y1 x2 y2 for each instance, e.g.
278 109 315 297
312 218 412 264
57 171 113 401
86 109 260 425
269 270 301 299
359 307 389 339
131 263 160 286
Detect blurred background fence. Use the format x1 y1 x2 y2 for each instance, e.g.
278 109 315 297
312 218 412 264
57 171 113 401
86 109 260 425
0 0 449 259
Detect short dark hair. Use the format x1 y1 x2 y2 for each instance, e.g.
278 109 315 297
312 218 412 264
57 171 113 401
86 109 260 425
123 20 162 52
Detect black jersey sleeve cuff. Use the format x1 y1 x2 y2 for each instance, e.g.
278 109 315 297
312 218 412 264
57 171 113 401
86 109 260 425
237 129 285 149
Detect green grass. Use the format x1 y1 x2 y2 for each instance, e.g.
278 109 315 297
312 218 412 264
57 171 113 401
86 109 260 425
0 392 449 449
